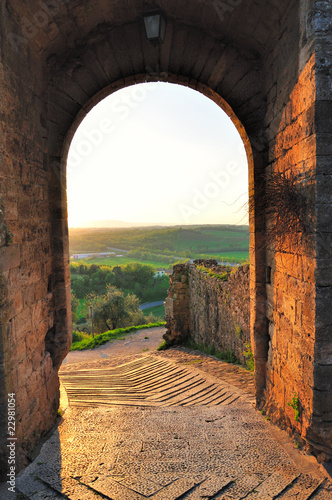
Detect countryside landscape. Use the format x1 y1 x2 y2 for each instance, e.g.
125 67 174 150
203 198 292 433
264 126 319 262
69 224 250 349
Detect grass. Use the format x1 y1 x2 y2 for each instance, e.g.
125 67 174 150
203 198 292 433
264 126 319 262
196 265 230 281
143 305 165 319
69 225 249 252
157 340 169 351
71 322 166 351
80 252 249 268
288 393 301 422
187 340 240 365
217 251 249 261
242 343 255 372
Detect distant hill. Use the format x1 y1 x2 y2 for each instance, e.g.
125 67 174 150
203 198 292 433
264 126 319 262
70 220 170 229
69 225 250 264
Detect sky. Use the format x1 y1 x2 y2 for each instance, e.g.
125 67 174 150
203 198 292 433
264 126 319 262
67 82 249 228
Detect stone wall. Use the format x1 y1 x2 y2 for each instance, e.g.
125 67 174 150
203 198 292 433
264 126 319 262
165 261 250 366
0 3 71 478
310 0 332 457
164 265 191 346
260 0 332 457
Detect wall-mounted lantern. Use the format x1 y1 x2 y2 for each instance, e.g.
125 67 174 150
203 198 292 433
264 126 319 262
143 8 167 43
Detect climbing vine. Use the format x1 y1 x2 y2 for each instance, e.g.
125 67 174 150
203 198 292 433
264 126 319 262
288 393 301 422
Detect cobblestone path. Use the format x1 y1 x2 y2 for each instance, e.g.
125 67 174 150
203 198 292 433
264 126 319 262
2 339 331 499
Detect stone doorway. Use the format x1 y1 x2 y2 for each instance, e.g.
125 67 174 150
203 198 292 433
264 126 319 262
0 0 331 476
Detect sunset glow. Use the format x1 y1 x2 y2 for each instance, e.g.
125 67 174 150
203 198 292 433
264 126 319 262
67 83 248 228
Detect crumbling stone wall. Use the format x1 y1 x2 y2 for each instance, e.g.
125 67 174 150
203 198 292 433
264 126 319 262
164 264 190 346
189 262 250 364
165 261 250 364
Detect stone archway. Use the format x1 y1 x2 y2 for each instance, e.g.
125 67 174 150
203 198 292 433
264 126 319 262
0 0 331 476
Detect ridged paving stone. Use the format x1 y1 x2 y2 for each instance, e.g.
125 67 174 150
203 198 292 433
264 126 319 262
215 474 266 499
8 353 331 500
150 478 197 499
88 476 146 499
244 469 299 498
276 474 324 499
185 475 235 499
311 483 332 499
60 356 243 408
118 476 163 496
15 475 64 499
57 477 100 499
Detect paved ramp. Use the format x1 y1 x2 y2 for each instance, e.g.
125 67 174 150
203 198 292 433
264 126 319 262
10 354 331 500
60 356 243 408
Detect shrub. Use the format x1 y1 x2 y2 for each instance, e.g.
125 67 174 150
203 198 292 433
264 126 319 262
242 343 255 371
157 340 169 351
70 322 166 351
288 393 301 422
72 331 90 343
187 340 240 365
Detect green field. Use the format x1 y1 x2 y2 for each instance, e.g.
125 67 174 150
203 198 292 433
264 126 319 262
143 305 165 319
69 225 250 266
218 251 249 261
169 228 249 253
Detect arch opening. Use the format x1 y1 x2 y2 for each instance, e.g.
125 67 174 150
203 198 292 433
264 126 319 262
66 82 250 229
62 82 256 365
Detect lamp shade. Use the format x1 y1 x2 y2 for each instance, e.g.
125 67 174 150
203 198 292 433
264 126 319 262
143 9 167 43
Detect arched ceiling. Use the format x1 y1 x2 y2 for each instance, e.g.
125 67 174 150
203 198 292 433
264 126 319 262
2 0 298 157
5 0 293 61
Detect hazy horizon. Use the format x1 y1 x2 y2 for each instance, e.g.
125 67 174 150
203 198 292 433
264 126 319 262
67 82 249 229
69 219 175 229
69 219 249 229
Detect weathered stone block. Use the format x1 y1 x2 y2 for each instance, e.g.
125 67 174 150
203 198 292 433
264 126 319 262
46 369 60 402
3 340 26 376
13 308 32 341
0 245 20 271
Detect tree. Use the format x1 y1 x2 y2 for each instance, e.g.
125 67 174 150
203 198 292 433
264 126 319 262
71 274 88 298
89 286 142 333
88 264 99 275
71 292 80 324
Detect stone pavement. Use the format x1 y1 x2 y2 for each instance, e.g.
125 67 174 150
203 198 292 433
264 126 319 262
60 356 248 408
1 328 331 499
